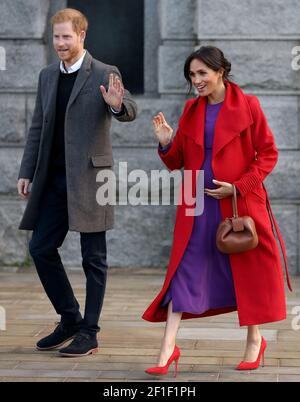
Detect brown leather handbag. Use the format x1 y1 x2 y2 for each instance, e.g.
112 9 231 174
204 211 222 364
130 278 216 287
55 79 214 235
216 184 259 254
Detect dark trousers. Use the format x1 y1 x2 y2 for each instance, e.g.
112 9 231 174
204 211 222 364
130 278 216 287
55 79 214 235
29 172 108 335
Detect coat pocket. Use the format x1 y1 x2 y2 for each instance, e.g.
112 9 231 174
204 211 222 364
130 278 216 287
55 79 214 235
90 155 114 167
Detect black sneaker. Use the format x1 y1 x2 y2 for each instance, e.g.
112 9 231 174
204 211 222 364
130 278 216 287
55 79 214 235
36 322 80 351
59 332 98 357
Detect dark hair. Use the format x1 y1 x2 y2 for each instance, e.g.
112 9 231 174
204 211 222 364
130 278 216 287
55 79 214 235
184 46 232 93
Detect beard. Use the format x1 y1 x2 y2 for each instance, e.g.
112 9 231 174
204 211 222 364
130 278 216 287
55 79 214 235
56 44 81 64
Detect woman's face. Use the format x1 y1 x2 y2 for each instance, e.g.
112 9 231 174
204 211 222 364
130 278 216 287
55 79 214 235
189 58 224 96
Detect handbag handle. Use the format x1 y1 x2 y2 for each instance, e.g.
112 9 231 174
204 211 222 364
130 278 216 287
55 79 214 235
231 184 238 218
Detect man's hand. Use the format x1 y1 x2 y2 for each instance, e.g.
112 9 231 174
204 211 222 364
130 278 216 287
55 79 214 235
204 180 234 199
17 178 30 199
100 73 125 112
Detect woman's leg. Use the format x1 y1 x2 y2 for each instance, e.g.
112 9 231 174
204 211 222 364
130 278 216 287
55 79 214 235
157 300 182 366
243 325 262 362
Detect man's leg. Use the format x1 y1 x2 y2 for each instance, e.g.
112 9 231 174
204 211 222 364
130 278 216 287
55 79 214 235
80 231 108 334
58 231 107 356
29 173 82 326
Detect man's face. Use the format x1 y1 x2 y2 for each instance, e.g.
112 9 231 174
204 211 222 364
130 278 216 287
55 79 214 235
53 21 85 65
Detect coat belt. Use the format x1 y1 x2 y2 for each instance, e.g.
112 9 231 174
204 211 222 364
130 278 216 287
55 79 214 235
262 183 293 292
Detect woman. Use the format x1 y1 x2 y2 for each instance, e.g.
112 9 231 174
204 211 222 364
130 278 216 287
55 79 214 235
142 46 292 376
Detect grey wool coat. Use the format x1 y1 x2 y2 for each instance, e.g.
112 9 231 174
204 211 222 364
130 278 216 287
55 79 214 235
18 50 137 232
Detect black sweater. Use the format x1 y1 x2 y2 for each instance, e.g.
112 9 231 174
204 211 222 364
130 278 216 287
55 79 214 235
49 70 79 175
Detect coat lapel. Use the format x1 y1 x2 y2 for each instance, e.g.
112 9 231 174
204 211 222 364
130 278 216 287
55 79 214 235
213 82 253 159
179 95 206 148
179 81 254 160
43 51 93 132
41 63 60 148
66 50 92 112
45 63 60 119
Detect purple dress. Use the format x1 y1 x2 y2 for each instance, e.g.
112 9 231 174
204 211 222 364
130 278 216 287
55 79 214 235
161 101 237 314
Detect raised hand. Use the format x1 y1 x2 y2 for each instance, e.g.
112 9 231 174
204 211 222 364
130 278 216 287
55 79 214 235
152 112 173 147
100 73 125 112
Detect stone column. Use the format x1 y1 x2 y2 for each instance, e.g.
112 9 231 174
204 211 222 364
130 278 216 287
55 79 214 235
158 0 197 96
0 0 49 266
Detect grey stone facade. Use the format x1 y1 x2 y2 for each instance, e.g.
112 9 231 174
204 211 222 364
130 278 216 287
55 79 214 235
0 0 299 274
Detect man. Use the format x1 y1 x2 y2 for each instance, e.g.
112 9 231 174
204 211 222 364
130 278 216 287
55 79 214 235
17 8 137 357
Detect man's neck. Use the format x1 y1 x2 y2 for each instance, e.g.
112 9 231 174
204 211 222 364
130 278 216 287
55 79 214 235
63 49 85 69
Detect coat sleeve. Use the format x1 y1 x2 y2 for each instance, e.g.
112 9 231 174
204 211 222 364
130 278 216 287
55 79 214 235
157 128 184 171
18 70 44 181
105 66 137 122
233 96 278 197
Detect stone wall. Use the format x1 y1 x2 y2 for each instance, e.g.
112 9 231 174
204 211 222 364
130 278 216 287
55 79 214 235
0 0 49 266
0 0 299 274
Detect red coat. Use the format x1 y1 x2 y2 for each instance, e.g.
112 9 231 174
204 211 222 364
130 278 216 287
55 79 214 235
142 81 292 327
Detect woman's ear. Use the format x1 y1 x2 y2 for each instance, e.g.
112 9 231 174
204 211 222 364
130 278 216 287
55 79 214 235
218 68 225 81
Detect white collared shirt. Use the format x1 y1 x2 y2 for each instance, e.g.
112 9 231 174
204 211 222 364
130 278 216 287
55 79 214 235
60 50 87 74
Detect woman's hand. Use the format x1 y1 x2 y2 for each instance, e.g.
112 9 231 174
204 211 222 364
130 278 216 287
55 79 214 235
152 112 173 147
204 180 234 199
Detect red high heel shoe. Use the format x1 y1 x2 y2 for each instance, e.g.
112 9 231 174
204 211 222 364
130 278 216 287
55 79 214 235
145 345 181 377
236 336 267 371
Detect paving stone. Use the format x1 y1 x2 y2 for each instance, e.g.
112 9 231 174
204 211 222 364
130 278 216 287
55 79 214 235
0 269 299 382
178 328 278 341
278 375 300 382
0 377 64 382
219 373 278 382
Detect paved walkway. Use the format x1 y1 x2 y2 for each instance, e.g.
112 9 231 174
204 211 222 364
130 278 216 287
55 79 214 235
0 267 299 382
